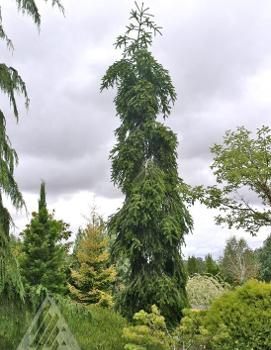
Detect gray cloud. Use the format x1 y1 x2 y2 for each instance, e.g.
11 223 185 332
1 0 271 254
3 0 271 198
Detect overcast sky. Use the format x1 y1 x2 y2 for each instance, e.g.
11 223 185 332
2 0 271 257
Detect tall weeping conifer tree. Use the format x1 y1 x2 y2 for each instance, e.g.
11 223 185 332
101 2 193 324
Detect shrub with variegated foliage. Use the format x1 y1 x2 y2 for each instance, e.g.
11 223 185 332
187 274 230 309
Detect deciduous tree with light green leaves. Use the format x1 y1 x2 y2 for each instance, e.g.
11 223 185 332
220 236 259 285
194 126 271 235
0 0 63 299
101 2 192 325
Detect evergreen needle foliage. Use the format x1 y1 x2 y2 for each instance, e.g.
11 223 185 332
257 234 271 282
21 182 71 294
0 110 24 298
101 2 192 324
0 21 28 302
0 0 63 298
69 212 116 307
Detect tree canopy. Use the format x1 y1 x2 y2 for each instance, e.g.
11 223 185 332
194 126 271 235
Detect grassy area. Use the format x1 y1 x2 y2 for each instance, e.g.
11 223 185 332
61 302 127 350
0 298 127 350
0 300 32 349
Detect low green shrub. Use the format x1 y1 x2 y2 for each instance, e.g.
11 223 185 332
176 308 209 350
204 280 271 350
123 305 175 350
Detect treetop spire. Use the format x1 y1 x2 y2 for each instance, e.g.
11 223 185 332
38 181 47 212
115 1 162 56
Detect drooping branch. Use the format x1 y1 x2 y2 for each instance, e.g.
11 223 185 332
15 0 64 27
0 64 29 120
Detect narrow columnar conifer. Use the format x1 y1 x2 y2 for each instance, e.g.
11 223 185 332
101 2 193 324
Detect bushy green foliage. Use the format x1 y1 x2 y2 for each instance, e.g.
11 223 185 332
0 90 25 299
0 227 24 299
176 308 209 350
257 234 271 282
186 256 205 276
204 254 219 276
102 2 192 325
186 274 229 310
21 182 71 294
123 305 174 350
185 255 219 277
204 280 271 350
123 306 208 350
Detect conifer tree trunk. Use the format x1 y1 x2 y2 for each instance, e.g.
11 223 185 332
101 2 192 325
